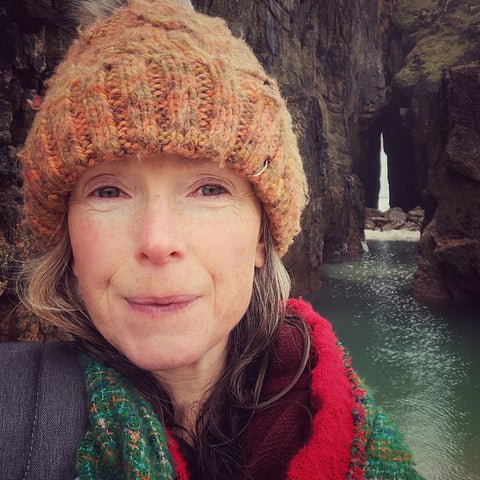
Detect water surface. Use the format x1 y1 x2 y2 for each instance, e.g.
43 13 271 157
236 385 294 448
306 239 480 480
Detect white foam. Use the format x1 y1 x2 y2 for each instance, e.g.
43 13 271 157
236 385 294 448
364 229 420 241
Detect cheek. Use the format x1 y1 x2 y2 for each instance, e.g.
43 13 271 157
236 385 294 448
69 213 121 281
204 218 260 297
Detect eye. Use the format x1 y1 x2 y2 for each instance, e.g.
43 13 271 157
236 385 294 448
198 184 226 196
93 186 123 198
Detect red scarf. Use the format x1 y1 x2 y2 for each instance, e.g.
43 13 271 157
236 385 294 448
168 299 364 480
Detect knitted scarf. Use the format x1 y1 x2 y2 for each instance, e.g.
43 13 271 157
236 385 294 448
74 355 176 480
75 299 421 480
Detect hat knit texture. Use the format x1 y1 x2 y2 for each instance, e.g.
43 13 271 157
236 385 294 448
21 0 307 256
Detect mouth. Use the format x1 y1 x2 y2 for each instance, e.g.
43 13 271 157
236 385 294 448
125 295 198 315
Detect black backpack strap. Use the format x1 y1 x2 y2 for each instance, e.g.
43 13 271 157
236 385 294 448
0 341 87 480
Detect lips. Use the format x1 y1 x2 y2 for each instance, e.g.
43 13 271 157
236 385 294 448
125 295 198 315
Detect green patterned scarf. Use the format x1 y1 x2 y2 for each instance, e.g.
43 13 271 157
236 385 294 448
75 354 176 480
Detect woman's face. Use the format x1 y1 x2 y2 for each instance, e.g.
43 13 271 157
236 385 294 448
68 153 265 376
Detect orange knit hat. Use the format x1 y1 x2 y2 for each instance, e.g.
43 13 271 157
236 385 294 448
20 0 307 256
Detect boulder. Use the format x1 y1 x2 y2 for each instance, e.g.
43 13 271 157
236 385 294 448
365 219 376 230
400 221 419 232
371 216 389 229
366 207 384 218
386 207 407 224
365 206 421 232
406 206 425 228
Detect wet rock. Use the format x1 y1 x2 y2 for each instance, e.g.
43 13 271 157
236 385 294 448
400 221 420 232
365 206 423 233
366 207 383 218
387 207 407 224
365 219 376 230
406 206 425 228
382 222 396 232
370 216 390 230
411 63 480 306
0 100 12 144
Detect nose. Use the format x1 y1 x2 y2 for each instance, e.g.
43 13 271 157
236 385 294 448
135 198 186 264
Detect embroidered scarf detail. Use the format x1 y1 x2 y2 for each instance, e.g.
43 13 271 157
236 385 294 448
74 354 175 480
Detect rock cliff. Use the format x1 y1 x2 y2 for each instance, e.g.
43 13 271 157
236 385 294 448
0 0 74 340
1 0 480 340
410 62 480 304
388 0 480 305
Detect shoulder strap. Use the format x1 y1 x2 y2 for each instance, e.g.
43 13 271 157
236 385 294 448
0 341 87 480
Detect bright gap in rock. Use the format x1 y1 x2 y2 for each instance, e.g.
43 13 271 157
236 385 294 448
378 132 390 212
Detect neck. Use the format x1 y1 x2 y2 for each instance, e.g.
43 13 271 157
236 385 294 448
152 342 227 433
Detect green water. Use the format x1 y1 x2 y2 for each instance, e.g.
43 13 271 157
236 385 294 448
305 239 480 480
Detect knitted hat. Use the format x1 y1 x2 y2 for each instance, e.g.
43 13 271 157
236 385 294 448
20 0 308 256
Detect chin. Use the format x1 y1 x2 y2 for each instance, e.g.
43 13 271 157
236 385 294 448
122 342 202 373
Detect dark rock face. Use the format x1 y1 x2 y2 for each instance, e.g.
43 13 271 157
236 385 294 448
411 62 480 305
0 0 73 341
388 1 480 305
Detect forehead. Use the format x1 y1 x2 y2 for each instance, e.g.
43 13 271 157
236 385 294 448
98 152 219 170
75 152 255 191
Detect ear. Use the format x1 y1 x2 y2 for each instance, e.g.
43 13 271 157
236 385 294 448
255 235 266 269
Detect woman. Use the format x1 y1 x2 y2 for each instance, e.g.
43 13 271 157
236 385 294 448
14 0 423 478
